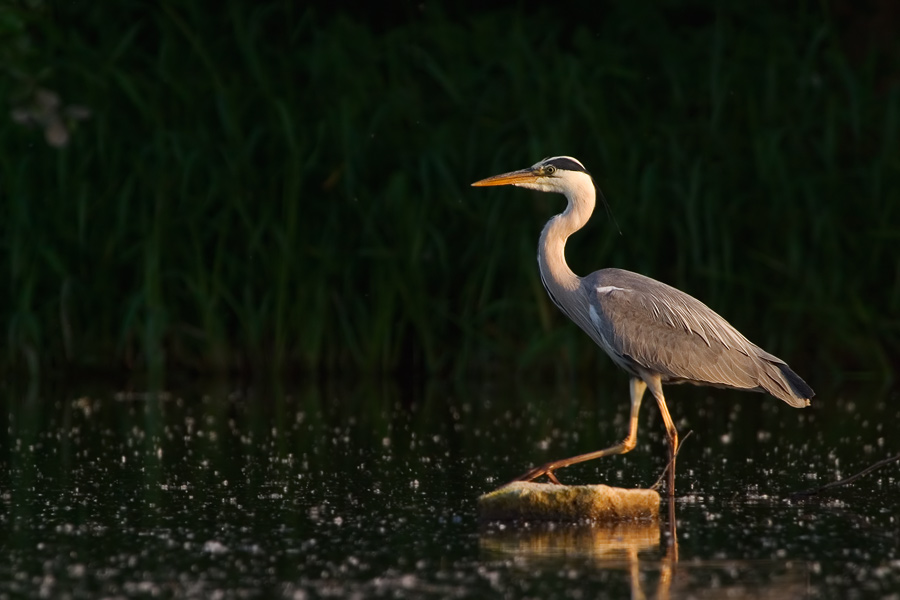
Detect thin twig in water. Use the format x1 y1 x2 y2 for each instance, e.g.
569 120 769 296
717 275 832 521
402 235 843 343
790 453 900 500
651 431 693 492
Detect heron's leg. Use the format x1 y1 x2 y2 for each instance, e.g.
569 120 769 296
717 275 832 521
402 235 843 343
645 374 679 497
511 377 647 484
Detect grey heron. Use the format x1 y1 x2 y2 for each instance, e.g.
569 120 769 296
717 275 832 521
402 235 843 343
472 156 814 497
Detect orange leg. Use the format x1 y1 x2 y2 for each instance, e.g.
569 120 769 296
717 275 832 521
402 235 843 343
513 377 647 484
645 374 679 497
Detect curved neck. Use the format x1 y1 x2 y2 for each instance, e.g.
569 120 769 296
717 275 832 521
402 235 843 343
538 180 596 293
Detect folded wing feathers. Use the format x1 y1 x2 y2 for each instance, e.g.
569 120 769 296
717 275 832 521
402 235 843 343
632 283 756 356
588 270 811 406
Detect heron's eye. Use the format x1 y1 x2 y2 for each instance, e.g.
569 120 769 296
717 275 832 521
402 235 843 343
544 165 557 175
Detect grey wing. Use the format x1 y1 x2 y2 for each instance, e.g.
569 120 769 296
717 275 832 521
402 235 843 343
586 269 810 406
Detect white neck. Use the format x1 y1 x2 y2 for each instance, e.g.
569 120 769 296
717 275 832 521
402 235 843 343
537 172 596 293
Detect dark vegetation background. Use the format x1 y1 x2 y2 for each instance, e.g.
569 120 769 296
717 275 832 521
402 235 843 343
1 1 898 383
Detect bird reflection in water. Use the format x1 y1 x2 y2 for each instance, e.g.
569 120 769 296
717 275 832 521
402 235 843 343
479 506 809 599
480 515 674 599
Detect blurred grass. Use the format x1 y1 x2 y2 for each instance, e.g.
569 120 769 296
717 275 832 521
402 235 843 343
0 1 898 381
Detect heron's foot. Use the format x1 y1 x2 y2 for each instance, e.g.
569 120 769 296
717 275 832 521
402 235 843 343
509 463 564 486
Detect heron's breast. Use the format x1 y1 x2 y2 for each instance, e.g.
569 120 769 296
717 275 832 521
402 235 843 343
586 304 637 373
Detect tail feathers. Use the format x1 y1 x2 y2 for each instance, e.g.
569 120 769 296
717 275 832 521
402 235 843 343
762 362 814 408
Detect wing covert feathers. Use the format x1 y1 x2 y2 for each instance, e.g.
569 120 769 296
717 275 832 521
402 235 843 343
585 269 814 407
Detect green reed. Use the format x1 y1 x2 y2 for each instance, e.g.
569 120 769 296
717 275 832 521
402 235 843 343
1 2 897 380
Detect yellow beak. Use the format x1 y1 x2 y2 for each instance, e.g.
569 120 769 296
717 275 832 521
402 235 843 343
471 168 537 187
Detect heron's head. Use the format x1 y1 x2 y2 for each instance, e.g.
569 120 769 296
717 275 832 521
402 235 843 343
471 156 592 195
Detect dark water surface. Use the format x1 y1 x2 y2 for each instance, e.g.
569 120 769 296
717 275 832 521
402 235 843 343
3 378 899 598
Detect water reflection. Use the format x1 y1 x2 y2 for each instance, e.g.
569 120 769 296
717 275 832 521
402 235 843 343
478 505 814 599
1 377 898 597
481 520 660 561
481 520 670 599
